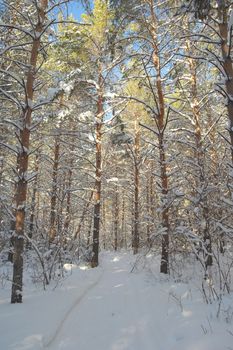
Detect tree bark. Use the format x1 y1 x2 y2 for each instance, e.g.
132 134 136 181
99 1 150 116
147 0 170 273
27 152 40 249
132 122 140 254
11 0 48 303
49 136 60 244
218 3 233 162
121 194 127 249
64 164 73 236
146 162 153 248
91 69 104 268
113 183 119 251
186 39 212 270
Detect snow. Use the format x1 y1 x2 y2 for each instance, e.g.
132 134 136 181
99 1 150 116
59 81 74 95
107 177 119 183
104 92 117 98
47 87 60 100
1 252 233 350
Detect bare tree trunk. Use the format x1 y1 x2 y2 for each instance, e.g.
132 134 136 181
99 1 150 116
64 131 75 237
11 0 48 303
49 136 60 244
27 152 39 249
57 174 65 241
147 0 170 273
113 184 119 251
146 162 154 248
158 135 169 274
64 165 73 236
186 40 212 270
207 110 225 254
121 193 127 249
8 219 15 263
102 196 106 249
91 69 104 268
218 2 233 163
87 216 93 249
132 123 140 254
0 156 3 188
8 180 17 263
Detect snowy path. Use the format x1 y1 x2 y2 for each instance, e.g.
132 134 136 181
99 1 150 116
1 251 233 350
46 253 168 350
44 269 104 348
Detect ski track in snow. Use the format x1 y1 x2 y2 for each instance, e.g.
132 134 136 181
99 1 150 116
43 269 104 349
45 253 169 350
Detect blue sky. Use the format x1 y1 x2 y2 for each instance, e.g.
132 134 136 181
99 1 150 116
68 1 84 19
68 1 93 20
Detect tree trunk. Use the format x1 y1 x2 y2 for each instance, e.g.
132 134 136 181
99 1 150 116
113 184 119 251
27 152 39 249
121 194 127 249
159 135 169 274
57 174 65 241
132 123 140 254
186 40 212 270
87 216 93 249
49 136 60 244
64 164 73 236
218 2 233 163
146 162 153 248
102 196 106 249
11 0 48 303
91 70 104 268
148 0 170 273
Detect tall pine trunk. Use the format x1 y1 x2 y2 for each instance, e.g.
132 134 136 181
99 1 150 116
113 183 119 251
27 152 40 249
148 0 170 273
218 2 233 163
132 121 140 254
11 0 48 304
91 69 104 268
186 40 212 271
49 136 60 244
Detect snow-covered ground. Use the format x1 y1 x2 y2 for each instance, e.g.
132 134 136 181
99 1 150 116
1 252 233 350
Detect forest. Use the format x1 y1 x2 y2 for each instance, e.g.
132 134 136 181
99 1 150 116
1 0 233 349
